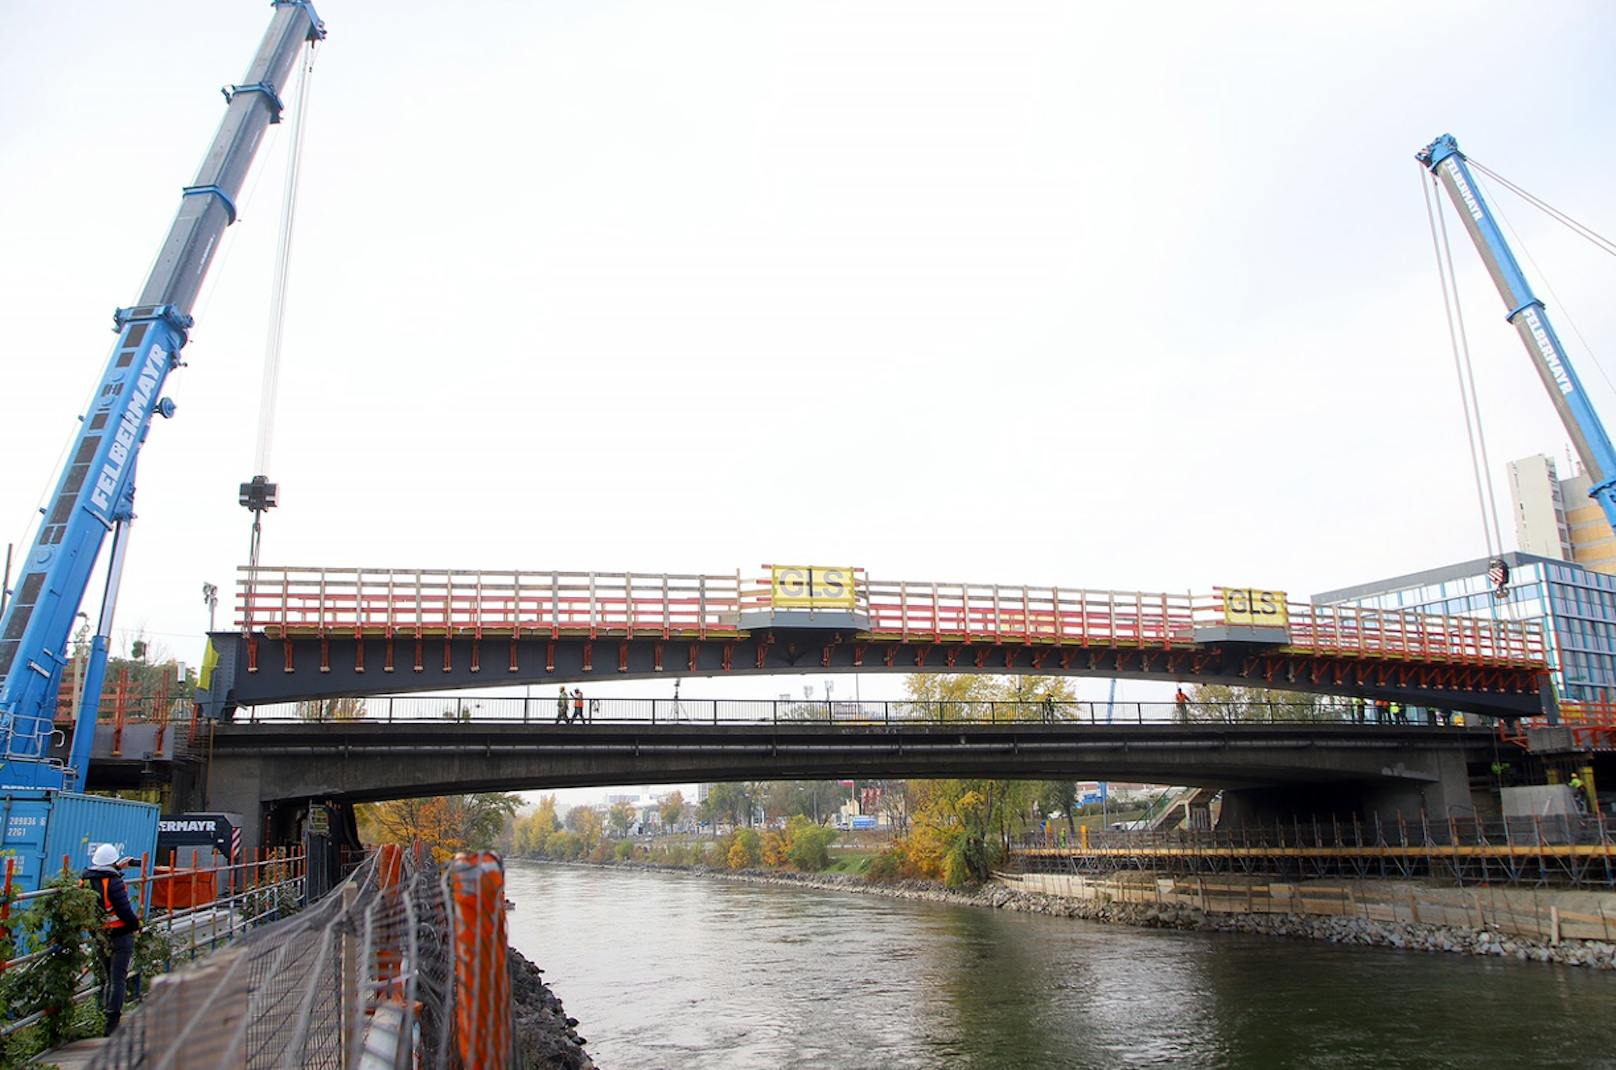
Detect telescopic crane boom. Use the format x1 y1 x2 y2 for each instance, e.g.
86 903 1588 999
0 2 325 792
1418 134 1616 534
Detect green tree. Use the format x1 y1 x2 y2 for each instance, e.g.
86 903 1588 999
1186 684 1330 723
784 815 837 871
702 782 756 827
761 781 850 824
607 801 636 839
1038 780 1079 839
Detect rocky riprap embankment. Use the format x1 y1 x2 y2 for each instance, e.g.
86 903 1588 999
594 861 1616 971
509 947 595 1070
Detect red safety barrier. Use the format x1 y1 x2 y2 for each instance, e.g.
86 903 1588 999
232 565 1547 671
448 851 512 1070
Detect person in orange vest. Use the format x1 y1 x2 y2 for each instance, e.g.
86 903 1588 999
83 842 142 1035
1174 685 1190 723
572 688 586 724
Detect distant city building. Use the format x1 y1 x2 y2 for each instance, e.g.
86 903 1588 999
1507 454 1616 575
1315 551 1616 703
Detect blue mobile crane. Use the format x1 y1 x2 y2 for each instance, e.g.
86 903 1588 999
1418 135 1616 539
0 3 324 889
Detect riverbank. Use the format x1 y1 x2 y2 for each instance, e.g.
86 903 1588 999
510 947 595 1070
539 859 1616 971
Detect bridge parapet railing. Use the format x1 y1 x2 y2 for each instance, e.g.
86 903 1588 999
232 695 1483 727
1200 589 1545 667
237 566 747 640
232 566 1546 669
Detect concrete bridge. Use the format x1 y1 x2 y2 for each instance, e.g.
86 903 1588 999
120 699 1498 851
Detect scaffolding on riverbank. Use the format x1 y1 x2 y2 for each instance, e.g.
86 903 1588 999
1014 813 1616 888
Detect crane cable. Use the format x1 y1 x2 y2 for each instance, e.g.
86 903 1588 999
1421 167 1505 559
1471 169 1616 405
1467 158 1616 259
255 39 318 480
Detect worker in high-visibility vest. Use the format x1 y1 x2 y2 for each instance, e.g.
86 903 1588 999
83 843 141 1035
1570 772 1588 814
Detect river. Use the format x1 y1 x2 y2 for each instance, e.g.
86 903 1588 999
505 863 1616 1069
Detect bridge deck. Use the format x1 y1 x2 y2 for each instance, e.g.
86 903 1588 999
234 566 1546 670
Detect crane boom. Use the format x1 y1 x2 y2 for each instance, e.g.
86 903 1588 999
0 2 324 792
1418 134 1616 533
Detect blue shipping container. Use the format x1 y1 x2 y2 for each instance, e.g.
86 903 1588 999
2 792 159 894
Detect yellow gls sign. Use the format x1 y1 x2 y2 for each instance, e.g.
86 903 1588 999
770 565 858 609
1221 587 1289 628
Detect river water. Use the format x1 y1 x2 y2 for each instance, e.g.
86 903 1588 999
505 863 1616 1069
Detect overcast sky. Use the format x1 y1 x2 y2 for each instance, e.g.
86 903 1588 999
4 2 1616 800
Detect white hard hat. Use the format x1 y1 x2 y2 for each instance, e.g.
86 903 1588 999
92 844 121 867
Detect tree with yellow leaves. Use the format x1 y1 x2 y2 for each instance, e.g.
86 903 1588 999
356 793 520 861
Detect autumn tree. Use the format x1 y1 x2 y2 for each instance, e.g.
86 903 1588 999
659 790 686 828
876 674 1073 885
514 795 561 855
296 696 369 721
356 793 521 860
566 804 604 849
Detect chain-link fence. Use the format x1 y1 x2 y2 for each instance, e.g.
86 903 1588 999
87 844 509 1070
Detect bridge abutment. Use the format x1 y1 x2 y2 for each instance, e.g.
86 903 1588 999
1217 749 1477 829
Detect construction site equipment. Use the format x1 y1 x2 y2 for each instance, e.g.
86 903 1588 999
84 844 512 1069
0 2 326 890
1419 134 1616 535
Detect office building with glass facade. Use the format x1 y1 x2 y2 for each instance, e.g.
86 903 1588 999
1313 551 1616 703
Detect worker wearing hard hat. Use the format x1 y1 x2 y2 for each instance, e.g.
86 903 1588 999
83 843 141 1035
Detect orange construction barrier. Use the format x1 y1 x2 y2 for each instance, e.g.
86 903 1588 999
150 866 218 910
449 851 512 1069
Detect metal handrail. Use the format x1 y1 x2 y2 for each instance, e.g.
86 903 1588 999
228 696 1494 727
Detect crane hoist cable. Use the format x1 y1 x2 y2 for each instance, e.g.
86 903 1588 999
244 39 318 572
257 40 317 481
1421 166 1505 562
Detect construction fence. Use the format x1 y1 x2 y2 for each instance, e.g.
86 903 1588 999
86 843 512 1070
0 849 305 1049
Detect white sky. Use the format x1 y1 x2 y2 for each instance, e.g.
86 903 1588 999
4 2 1616 803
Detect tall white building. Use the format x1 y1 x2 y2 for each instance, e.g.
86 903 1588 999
1507 454 1616 576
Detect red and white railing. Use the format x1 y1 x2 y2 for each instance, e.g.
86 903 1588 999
234 567 1547 668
